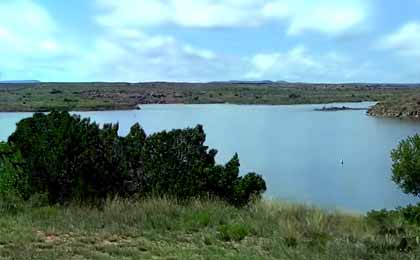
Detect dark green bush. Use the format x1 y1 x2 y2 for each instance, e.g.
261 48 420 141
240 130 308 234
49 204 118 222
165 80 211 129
391 134 420 196
400 204 420 225
0 142 28 197
366 209 405 235
8 112 130 203
140 125 216 198
0 191 24 214
288 93 301 99
50 89 62 94
0 142 28 213
387 135 420 226
233 172 267 206
6 111 266 206
366 206 420 236
139 125 266 206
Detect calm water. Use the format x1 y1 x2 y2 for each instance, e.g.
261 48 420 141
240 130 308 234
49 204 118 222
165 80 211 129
1 102 419 212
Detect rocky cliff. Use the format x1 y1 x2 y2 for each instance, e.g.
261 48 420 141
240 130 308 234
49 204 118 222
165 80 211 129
367 100 420 119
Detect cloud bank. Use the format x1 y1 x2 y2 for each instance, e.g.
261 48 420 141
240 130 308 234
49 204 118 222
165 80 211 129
0 0 419 83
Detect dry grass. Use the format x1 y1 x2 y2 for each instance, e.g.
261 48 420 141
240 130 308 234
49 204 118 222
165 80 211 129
0 197 419 259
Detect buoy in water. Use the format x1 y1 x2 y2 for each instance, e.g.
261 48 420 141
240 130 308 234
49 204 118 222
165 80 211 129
340 159 344 165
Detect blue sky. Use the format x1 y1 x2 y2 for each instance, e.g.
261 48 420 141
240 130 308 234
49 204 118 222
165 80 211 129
1 0 420 83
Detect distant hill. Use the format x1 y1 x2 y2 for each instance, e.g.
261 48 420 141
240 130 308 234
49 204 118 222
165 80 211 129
0 80 40 84
209 80 289 85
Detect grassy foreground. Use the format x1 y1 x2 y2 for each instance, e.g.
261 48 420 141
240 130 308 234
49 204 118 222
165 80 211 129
0 198 419 260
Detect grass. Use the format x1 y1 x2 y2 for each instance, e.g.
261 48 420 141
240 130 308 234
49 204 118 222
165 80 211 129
0 197 419 259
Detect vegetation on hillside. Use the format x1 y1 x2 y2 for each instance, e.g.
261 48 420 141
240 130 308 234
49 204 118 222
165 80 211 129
1 82 419 112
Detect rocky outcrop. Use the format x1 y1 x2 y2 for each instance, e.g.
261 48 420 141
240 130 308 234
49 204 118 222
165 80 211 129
367 102 420 119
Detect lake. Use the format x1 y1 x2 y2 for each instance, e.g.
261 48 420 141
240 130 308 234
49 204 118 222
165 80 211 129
1 102 419 212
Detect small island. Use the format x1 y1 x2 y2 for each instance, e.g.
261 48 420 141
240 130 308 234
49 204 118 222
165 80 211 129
314 106 368 111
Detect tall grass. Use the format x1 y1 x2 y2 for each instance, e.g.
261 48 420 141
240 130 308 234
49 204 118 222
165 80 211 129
0 198 419 259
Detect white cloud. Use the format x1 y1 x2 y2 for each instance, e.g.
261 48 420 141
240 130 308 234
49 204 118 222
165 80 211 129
0 0 240 81
95 0 263 28
0 0 77 80
0 0 57 53
284 2 366 35
79 30 236 82
67 0 250 81
183 45 215 60
79 0 370 81
0 0 396 83
262 0 366 36
95 0 368 36
246 46 375 82
380 22 420 57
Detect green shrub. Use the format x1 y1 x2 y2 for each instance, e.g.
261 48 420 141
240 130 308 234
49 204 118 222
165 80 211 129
288 93 301 99
391 134 420 196
8 112 129 203
367 209 402 228
140 125 217 198
218 223 250 241
7 111 266 206
233 172 267 206
400 204 420 225
388 135 420 226
135 125 266 206
366 209 404 233
188 211 211 229
50 89 62 94
365 207 420 238
27 193 50 208
0 142 27 214
0 142 29 200
0 191 24 214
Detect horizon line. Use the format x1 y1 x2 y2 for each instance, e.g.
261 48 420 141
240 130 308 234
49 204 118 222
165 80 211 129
1 80 420 85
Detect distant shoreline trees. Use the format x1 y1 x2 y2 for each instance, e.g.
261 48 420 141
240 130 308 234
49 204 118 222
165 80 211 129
0 111 266 207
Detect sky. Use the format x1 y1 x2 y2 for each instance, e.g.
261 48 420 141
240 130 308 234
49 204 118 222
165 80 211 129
0 0 420 83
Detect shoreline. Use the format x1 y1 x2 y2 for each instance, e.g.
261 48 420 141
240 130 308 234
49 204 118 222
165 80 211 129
0 100 376 113
1 82 419 118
